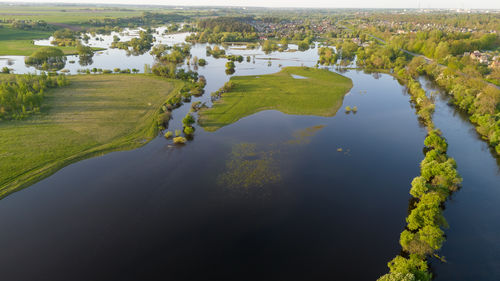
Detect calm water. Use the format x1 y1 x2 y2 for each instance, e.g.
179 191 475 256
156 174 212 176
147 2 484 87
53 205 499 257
0 29 498 280
419 78 500 281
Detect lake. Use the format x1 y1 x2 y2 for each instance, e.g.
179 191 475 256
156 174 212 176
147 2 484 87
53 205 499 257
0 29 498 280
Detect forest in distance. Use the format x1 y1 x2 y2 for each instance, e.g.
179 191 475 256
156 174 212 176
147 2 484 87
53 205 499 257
0 2 499 281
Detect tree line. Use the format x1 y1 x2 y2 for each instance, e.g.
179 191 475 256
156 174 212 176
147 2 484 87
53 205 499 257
0 73 69 120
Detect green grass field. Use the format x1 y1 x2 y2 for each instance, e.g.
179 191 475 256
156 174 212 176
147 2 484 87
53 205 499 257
0 26 88 56
0 74 183 198
199 67 353 131
0 5 145 24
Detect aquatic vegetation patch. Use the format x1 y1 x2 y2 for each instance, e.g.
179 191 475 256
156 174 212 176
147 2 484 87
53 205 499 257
218 125 327 189
218 143 281 188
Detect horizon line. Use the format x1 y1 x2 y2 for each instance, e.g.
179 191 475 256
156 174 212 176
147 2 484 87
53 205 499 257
0 1 499 10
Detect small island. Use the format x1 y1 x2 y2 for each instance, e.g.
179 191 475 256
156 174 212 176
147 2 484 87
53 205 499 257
199 67 353 131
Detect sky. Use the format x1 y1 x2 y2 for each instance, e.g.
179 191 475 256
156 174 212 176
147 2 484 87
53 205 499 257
1 0 499 9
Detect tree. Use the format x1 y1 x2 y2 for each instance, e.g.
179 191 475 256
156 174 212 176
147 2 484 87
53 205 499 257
386 255 431 281
424 130 448 152
184 126 195 135
182 113 195 127
406 192 447 231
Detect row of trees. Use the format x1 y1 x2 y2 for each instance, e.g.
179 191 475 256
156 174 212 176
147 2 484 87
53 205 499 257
413 59 500 155
378 68 462 281
156 76 206 131
0 73 69 120
186 17 258 43
86 12 187 29
350 23 500 155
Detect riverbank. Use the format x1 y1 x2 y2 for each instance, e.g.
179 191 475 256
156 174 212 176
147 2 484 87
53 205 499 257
0 74 183 198
198 67 353 131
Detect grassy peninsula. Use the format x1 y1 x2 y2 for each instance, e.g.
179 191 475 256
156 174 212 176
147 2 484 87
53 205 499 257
0 74 183 198
199 67 353 131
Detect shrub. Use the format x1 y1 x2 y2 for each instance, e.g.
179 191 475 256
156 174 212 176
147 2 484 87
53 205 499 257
157 111 171 127
198 58 207 66
182 113 195 127
184 126 195 135
345 106 351 112
175 129 181 137
173 136 187 144
164 131 173 139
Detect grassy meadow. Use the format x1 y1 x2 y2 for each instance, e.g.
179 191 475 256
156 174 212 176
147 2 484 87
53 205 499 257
0 26 89 56
199 67 353 131
0 74 183 198
0 5 145 24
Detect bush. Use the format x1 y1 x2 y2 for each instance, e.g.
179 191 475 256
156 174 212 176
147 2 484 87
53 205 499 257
157 111 171 127
345 106 351 112
184 126 195 135
175 129 181 137
198 58 207 66
164 131 173 139
182 113 195 127
173 136 187 144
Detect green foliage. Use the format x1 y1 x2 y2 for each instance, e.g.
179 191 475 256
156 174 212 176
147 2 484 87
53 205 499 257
206 45 226 58
24 46 66 70
385 255 431 281
262 40 278 53
111 30 153 55
186 17 258 44
0 73 68 120
164 131 173 139
409 176 428 198
377 272 416 281
182 113 195 127
173 136 187 144
51 28 78 47
318 47 338 65
184 126 194 135
424 130 448 152
199 67 352 131
0 74 182 198
406 192 447 230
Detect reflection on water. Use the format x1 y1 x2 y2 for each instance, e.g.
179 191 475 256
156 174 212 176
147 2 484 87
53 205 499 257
0 27 498 281
419 77 500 281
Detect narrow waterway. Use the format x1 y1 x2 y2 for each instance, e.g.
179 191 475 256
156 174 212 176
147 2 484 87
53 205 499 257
420 77 500 281
0 28 499 280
